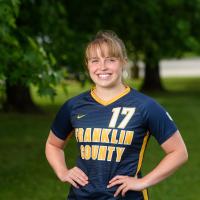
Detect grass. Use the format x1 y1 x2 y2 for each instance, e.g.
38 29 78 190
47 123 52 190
0 77 200 199
142 78 200 199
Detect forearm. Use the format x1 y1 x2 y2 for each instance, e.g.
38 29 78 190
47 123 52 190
45 142 68 180
142 149 188 188
45 133 89 188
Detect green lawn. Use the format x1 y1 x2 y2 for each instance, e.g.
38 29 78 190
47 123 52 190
0 77 199 200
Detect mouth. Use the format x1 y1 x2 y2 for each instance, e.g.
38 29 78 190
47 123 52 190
97 73 112 80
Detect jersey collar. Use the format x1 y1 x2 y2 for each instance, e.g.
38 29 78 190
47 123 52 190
90 85 131 106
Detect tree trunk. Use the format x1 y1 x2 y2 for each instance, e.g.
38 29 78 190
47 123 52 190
3 81 40 113
141 59 164 91
131 64 139 79
131 52 140 79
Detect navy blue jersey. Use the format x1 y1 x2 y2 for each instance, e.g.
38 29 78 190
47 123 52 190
51 86 177 200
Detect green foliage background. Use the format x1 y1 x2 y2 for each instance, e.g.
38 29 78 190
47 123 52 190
1 0 200 103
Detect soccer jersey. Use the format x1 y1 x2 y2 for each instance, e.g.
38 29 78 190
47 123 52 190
51 86 177 200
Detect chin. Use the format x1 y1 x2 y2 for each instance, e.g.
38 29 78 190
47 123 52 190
95 81 117 89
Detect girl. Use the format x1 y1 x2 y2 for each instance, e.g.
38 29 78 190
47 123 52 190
45 31 188 200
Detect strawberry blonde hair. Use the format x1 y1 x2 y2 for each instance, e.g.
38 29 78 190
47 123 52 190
85 30 128 65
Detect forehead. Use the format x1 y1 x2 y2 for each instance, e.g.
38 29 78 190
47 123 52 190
87 42 110 58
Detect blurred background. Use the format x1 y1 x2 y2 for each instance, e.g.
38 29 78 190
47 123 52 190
0 0 200 199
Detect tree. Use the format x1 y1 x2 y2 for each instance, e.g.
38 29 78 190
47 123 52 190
129 0 200 91
0 0 70 112
66 0 200 91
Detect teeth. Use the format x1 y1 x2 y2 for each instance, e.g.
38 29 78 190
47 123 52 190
98 74 110 79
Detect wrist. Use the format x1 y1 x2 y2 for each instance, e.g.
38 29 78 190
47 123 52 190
140 176 151 189
57 168 68 181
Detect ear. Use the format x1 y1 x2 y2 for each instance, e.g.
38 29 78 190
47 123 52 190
122 69 129 79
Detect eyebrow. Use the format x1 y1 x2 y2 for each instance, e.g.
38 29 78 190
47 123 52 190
89 57 99 59
105 56 113 58
88 56 116 60
88 57 99 60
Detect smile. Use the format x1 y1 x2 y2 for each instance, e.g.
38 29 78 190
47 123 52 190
97 74 111 79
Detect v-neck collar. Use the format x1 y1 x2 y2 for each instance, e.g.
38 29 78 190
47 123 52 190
90 85 131 106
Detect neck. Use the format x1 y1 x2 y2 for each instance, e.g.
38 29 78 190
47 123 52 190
93 83 127 101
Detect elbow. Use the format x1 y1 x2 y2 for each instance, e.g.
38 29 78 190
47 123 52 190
181 147 189 165
45 141 50 160
45 139 53 160
183 149 189 163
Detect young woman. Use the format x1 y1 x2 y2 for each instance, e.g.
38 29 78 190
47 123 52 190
45 31 188 200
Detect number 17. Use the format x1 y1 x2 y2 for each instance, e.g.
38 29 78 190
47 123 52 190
109 107 136 129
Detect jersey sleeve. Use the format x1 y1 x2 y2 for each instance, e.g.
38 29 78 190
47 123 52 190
144 99 178 145
51 100 73 140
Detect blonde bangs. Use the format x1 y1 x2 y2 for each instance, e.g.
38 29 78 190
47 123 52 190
84 30 128 66
85 39 123 63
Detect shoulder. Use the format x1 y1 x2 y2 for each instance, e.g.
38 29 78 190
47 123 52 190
68 90 90 103
128 88 165 119
129 88 156 107
60 90 91 110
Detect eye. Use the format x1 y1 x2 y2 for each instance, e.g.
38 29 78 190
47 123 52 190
90 59 99 63
107 58 117 62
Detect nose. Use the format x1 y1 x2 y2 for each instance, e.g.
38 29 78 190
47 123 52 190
99 59 107 70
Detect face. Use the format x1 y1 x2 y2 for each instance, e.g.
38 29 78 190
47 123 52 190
87 44 125 89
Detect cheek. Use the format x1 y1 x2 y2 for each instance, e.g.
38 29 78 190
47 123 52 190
87 64 97 75
87 66 98 82
111 64 123 75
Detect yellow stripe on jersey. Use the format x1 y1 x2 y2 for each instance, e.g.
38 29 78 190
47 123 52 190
135 132 150 200
142 189 149 200
90 85 131 106
136 132 150 174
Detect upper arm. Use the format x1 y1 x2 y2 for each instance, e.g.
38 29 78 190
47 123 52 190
161 130 188 158
46 130 68 149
